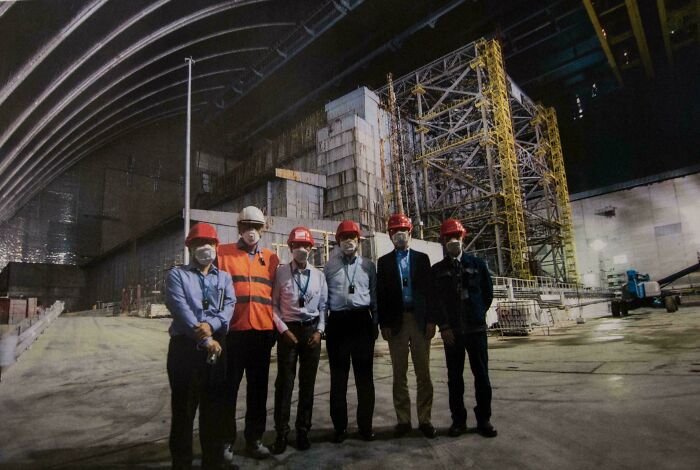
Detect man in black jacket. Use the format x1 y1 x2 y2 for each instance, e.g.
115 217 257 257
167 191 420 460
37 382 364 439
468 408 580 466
429 218 497 438
377 213 437 439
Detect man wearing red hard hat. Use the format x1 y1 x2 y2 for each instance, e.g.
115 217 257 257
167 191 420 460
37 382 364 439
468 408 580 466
377 213 437 439
270 227 328 454
165 222 236 469
428 218 497 438
324 220 378 443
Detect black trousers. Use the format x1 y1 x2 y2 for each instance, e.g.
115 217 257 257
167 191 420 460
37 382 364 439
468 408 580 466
443 331 492 426
274 322 322 435
167 335 226 470
222 329 275 444
326 309 375 432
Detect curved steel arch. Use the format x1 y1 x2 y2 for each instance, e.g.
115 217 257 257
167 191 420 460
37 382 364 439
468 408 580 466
0 88 220 217
0 0 266 174
0 102 208 221
0 0 109 108
1 68 244 201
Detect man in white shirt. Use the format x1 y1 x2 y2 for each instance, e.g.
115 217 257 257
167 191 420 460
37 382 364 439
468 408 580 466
271 227 328 454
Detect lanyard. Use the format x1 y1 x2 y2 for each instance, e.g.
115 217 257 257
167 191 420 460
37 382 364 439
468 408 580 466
197 270 211 303
343 257 359 287
397 251 410 286
291 264 311 299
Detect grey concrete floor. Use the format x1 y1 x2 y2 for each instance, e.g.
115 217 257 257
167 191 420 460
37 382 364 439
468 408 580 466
1 306 700 469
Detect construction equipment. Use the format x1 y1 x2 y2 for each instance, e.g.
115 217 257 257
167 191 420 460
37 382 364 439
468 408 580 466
611 259 700 316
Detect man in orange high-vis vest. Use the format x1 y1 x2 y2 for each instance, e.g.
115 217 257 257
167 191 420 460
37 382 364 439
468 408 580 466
217 206 279 463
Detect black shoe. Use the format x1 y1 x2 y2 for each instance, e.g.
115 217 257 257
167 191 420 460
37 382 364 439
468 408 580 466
419 423 437 439
448 423 467 437
394 422 412 437
476 422 498 438
296 431 311 451
271 433 288 455
245 440 271 459
333 428 348 443
359 428 376 441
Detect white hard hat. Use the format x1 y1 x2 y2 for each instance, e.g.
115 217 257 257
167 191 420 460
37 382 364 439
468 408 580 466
238 206 265 225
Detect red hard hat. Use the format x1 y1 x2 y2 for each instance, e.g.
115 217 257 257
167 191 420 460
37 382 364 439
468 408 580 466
335 220 361 241
185 223 220 246
387 213 413 232
288 226 314 246
440 218 466 239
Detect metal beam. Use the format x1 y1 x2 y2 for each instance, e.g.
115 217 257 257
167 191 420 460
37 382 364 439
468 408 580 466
626 0 654 77
582 0 623 84
0 2 14 21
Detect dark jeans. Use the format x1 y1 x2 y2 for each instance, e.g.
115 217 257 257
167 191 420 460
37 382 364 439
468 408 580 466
274 322 321 435
222 329 275 444
326 309 375 432
443 331 492 426
167 335 226 470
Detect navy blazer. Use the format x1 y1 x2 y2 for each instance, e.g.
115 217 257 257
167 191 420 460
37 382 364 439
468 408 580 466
377 248 432 334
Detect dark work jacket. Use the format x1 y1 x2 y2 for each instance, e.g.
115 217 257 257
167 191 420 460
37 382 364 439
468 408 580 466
428 252 494 334
377 248 431 335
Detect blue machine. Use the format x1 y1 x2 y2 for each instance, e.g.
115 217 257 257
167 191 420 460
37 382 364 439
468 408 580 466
626 269 650 299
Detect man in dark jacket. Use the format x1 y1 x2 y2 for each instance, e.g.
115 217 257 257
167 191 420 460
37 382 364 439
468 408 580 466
377 213 436 439
429 218 497 438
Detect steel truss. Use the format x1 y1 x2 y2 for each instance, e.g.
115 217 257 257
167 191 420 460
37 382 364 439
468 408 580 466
377 38 578 282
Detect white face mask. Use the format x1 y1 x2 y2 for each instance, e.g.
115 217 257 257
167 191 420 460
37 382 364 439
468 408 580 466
340 239 358 255
446 239 463 257
241 228 261 246
391 231 410 249
193 244 216 266
292 248 310 264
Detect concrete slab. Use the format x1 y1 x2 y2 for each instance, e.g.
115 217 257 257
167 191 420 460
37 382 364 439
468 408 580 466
1 306 699 469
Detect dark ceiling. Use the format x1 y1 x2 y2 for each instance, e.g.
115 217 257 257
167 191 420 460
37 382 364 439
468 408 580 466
0 0 697 222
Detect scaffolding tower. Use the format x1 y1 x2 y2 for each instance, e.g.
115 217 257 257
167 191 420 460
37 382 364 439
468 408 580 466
376 38 578 282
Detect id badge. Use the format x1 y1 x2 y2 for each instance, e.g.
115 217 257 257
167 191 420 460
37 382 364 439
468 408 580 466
461 288 470 300
349 284 355 294
299 297 305 308
202 299 210 309
402 277 408 287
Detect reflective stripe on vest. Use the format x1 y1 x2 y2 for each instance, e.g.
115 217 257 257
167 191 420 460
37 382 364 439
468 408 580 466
217 243 279 331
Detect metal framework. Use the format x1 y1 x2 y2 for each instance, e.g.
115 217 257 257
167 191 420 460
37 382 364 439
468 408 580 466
377 38 578 282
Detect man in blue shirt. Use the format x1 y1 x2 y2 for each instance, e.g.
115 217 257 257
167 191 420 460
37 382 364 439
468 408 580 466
377 213 436 439
166 223 236 470
324 220 378 443
271 227 328 454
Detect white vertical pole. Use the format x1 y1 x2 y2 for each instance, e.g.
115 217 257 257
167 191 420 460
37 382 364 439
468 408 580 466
184 57 194 265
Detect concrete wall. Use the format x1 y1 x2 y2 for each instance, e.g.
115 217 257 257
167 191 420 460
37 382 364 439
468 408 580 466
571 173 700 288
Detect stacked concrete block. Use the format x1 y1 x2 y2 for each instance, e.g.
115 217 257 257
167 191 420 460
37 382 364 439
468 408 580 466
317 87 386 230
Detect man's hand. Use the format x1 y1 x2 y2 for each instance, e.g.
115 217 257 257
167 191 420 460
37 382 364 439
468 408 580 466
308 331 322 347
282 330 298 346
194 322 213 341
425 323 436 340
205 339 222 357
441 328 455 346
380 327 392 341
373 324 380 341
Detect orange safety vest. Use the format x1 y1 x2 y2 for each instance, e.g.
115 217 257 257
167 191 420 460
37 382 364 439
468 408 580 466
217 243 279 331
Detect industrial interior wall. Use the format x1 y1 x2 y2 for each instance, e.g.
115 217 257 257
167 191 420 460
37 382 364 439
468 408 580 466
571 173 700 288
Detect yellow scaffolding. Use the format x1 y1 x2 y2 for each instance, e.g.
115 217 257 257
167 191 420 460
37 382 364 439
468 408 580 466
479 39 531 280
543 107 579 282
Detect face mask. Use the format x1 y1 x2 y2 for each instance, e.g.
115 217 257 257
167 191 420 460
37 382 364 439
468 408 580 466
241 229 261 246
391 231 410 249
446 239 462 257
193 244 216 265
292 248 310 264
340 239 357 255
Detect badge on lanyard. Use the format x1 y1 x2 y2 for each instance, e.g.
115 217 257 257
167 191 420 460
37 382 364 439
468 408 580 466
298 297 305 308
349 284 355 294
402 277 408 287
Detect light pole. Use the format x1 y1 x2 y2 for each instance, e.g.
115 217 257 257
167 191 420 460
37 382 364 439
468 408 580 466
183 57 194 265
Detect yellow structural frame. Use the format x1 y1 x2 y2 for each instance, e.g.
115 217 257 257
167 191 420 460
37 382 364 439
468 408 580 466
543 107 579 283
478 39 531 280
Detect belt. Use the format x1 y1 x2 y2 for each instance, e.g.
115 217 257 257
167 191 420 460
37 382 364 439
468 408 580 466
286 317 319 327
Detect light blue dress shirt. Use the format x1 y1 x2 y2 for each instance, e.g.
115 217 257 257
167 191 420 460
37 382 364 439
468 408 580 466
166 263 236 344
325 253 377 323
272 261 328 334
395 249 413 306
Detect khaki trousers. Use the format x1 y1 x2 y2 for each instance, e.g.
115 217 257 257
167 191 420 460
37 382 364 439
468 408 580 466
387 312 433 425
